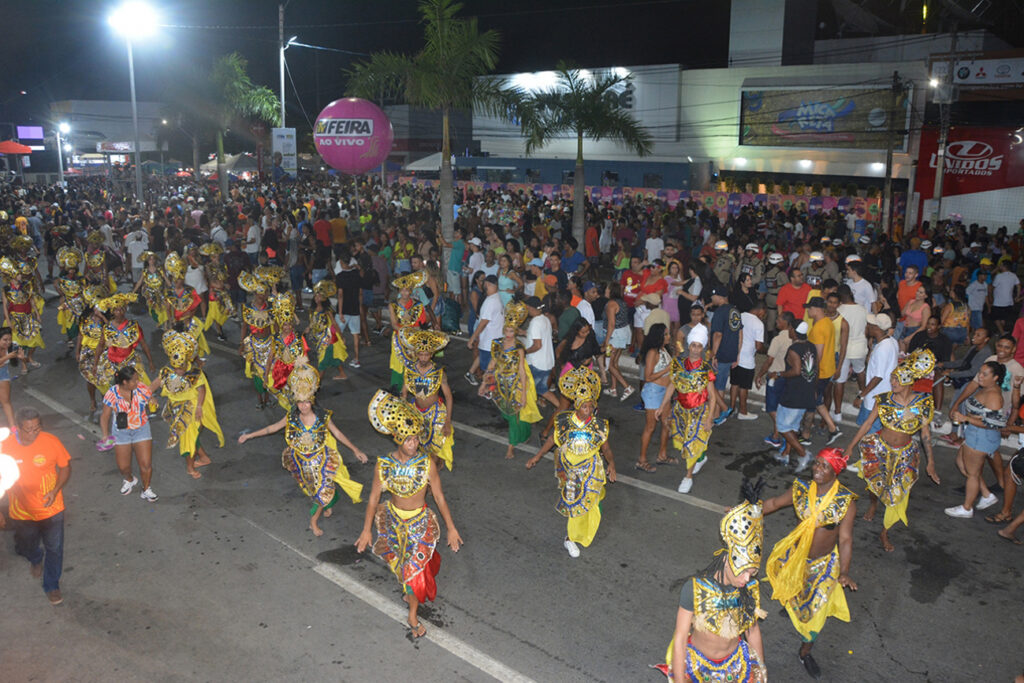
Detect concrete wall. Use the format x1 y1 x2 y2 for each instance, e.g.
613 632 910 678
923 186 1024 230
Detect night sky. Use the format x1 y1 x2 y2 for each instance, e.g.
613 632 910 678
0 0 730 129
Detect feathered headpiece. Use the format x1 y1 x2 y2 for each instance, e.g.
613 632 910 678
558 366 602 408
368 389 426 444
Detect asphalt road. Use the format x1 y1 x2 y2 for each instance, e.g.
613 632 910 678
2 294 1021 683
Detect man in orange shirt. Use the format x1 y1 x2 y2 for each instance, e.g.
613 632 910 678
0 408 72 605
776 269 811 322
897 265 922 311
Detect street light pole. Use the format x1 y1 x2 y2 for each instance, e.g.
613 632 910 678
56 123 70 187
126 39 144 208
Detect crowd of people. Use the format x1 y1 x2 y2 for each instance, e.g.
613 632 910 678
1 171 1023 680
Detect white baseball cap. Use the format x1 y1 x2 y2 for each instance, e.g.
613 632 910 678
809 251 824 262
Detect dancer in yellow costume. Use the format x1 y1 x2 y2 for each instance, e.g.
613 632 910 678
763 448 857 680
656 325 721 495
480 301 542 458
163 252 210 356
844 348 938 552
132 251 168 325
0 256 45 364
200 242 234 341
357 390 463 638
54 246 86 345
265 293 309 410
388 270 428 389
93 293 157 401
400 328 455 470
307 280 348 380
526 366 616 558
656 480 768 682
148 331 225 479
76 285 112 416
238 270 274 410
84 234 117 295
240 363 368 536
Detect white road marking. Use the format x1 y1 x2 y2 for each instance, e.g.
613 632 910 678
23 385 535 683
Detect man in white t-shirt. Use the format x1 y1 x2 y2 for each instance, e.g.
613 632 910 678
856 313 899 430
465 237 486 277
730 302 765 420
991 261 1021 335
644 228 664 262
244 218 261 265
845 261 876 311
124 224 148 282
835 285 868 421
523 296 558 407
466 275 503 384
576 282 597 326
210 221 228 246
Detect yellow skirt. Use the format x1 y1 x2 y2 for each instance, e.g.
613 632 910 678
781 547 850 642
204 299 231 329
161 372 225 458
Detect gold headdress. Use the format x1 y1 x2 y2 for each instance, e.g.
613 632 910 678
368 389 426 444
558 366 602 408
313 279 337 299
503 300 528 330
164 252 186 280
17 259 35 276
85 231 105 246
83 284 108 307
96 292 138 312
255 265 286 289
270 292 297 326
57 246 83 270
162 330 199 368
10 234 34 251
138 250 156 264
399 328 449 356
719 479 765 576
86 251 106 269
0 256 19 281
286 360 320 403
894 348 936 386
198 242 224 257
391 270 427 291
238 270 267 295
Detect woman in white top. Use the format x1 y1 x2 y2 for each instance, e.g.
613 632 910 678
635 323 675 472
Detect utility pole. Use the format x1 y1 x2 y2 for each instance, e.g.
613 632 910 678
881 70 901 236
932 28 957 225
279 3 286 127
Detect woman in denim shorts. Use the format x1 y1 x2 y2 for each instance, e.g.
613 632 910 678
99 366 158 502
635 323 674 472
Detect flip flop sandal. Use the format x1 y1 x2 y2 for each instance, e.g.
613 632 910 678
985 513 1012 524
634 461 656 473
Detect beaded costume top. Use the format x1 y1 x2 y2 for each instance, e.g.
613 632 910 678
691 576 762 639
242 303 272 335
158 366 201 396
793 479 856 528
553 411 609 464
406 365 444 399
876 391 934 435
168 285 200 317
670 356 713 408
378 449 431 497
391 301 425 328
285 408 331 454
104 319 141 349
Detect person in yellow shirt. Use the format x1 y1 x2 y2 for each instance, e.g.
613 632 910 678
804 297 843 445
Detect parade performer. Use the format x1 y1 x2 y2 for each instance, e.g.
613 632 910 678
400 328 455 470
148 330 225 479
265 293 310 410
238 271 274 410
201 242 233 341
84 233 117 295
357 390 463 637
388 270 429 389
75 285 110 416
656 325 721 494
526 366 616 558
655 479 768 683
93 292 157 401
0 256 44 365
479 301 542 459
239 363 367 536
844 349 939 551
54 246 86 346
307 280 348 380
763 447 857 680
132 251 167 325
164 252 210 356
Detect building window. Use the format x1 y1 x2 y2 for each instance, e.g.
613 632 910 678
643 173 663 188
601 170 619 186
525 168 541 183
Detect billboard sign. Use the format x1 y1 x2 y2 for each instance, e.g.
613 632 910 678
271 127 297 179
915 126 1024 200
739 86 910 151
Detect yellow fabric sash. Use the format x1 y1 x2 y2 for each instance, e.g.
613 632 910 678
766 479 839 603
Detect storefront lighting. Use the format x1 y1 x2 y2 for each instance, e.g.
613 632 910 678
871 162 885 172
734 158 747 167
929 78 939 88
799 159 812 168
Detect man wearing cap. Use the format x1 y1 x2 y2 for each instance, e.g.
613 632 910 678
805 297 843 444
465 236 486 278
709 285 742 422
711 240 736 289
737 243 764 289
764 252 789 333
855 313 900 430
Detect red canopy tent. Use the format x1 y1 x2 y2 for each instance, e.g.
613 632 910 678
0 140 32 155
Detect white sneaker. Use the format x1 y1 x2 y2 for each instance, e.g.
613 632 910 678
120 477 138 495
692 456 707 475
793 454 812 473
736 412 758 421
677 477 693 494
831 412 843 425
845 461 861 474
976 494 999 510
944 505 973 518
140 487 159 503
563 538 580 558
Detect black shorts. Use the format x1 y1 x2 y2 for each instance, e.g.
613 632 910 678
992 305 1016 323
815 377 832 405
730 366 754 390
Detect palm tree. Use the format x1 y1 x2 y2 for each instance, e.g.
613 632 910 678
208 53 280 198
520 65 653 246
346 0 523 251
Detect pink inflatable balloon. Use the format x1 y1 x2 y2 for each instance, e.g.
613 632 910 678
313 98 394 175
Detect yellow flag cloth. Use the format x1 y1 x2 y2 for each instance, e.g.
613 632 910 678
766 479 839 603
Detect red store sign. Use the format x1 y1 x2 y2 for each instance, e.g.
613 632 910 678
915 126 1024 200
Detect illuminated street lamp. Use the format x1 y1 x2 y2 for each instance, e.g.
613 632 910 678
108 2 159 207
56 122 71 186
280 35 297 127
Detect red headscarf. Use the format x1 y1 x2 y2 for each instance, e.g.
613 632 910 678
819 447 848 475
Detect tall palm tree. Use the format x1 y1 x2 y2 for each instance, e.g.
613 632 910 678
520 65 653 246
346 0 523 252
208 53 280 198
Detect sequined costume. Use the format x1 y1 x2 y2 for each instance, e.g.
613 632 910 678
553 409 609 547
139 269 168 325
668 357 715 468
308 308 349 370
267 331 310 409
96 318 153 392
766 479 856 642
166 284 210 356
389 299 427 386
3 280 45 348
282 406 363 509
489 338 543 445
240 301 273 395
55 249 86 339
203 260 235 330
859 392 933 529
77 315 107 391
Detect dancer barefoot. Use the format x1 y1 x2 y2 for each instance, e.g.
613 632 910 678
400 328 455 470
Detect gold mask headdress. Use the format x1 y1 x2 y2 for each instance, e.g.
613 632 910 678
719 478 766 576
503 300 528 330
10 234 34 251
313 279 337 299
96 292 138 313
57 246 83 270
399 328 449 356
164 252 186 280
86 251 106 269
162 330 199 368
391 270 427 291
83 284 108 307
287 360 320 403
238 270 267 295
270 292 297 326
368 389 426 444
138 250 156 264
0 256 19 281
255 265 286 289
558 366 602 409
198 242 224 257
85 231 105 246
894 348 935 386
